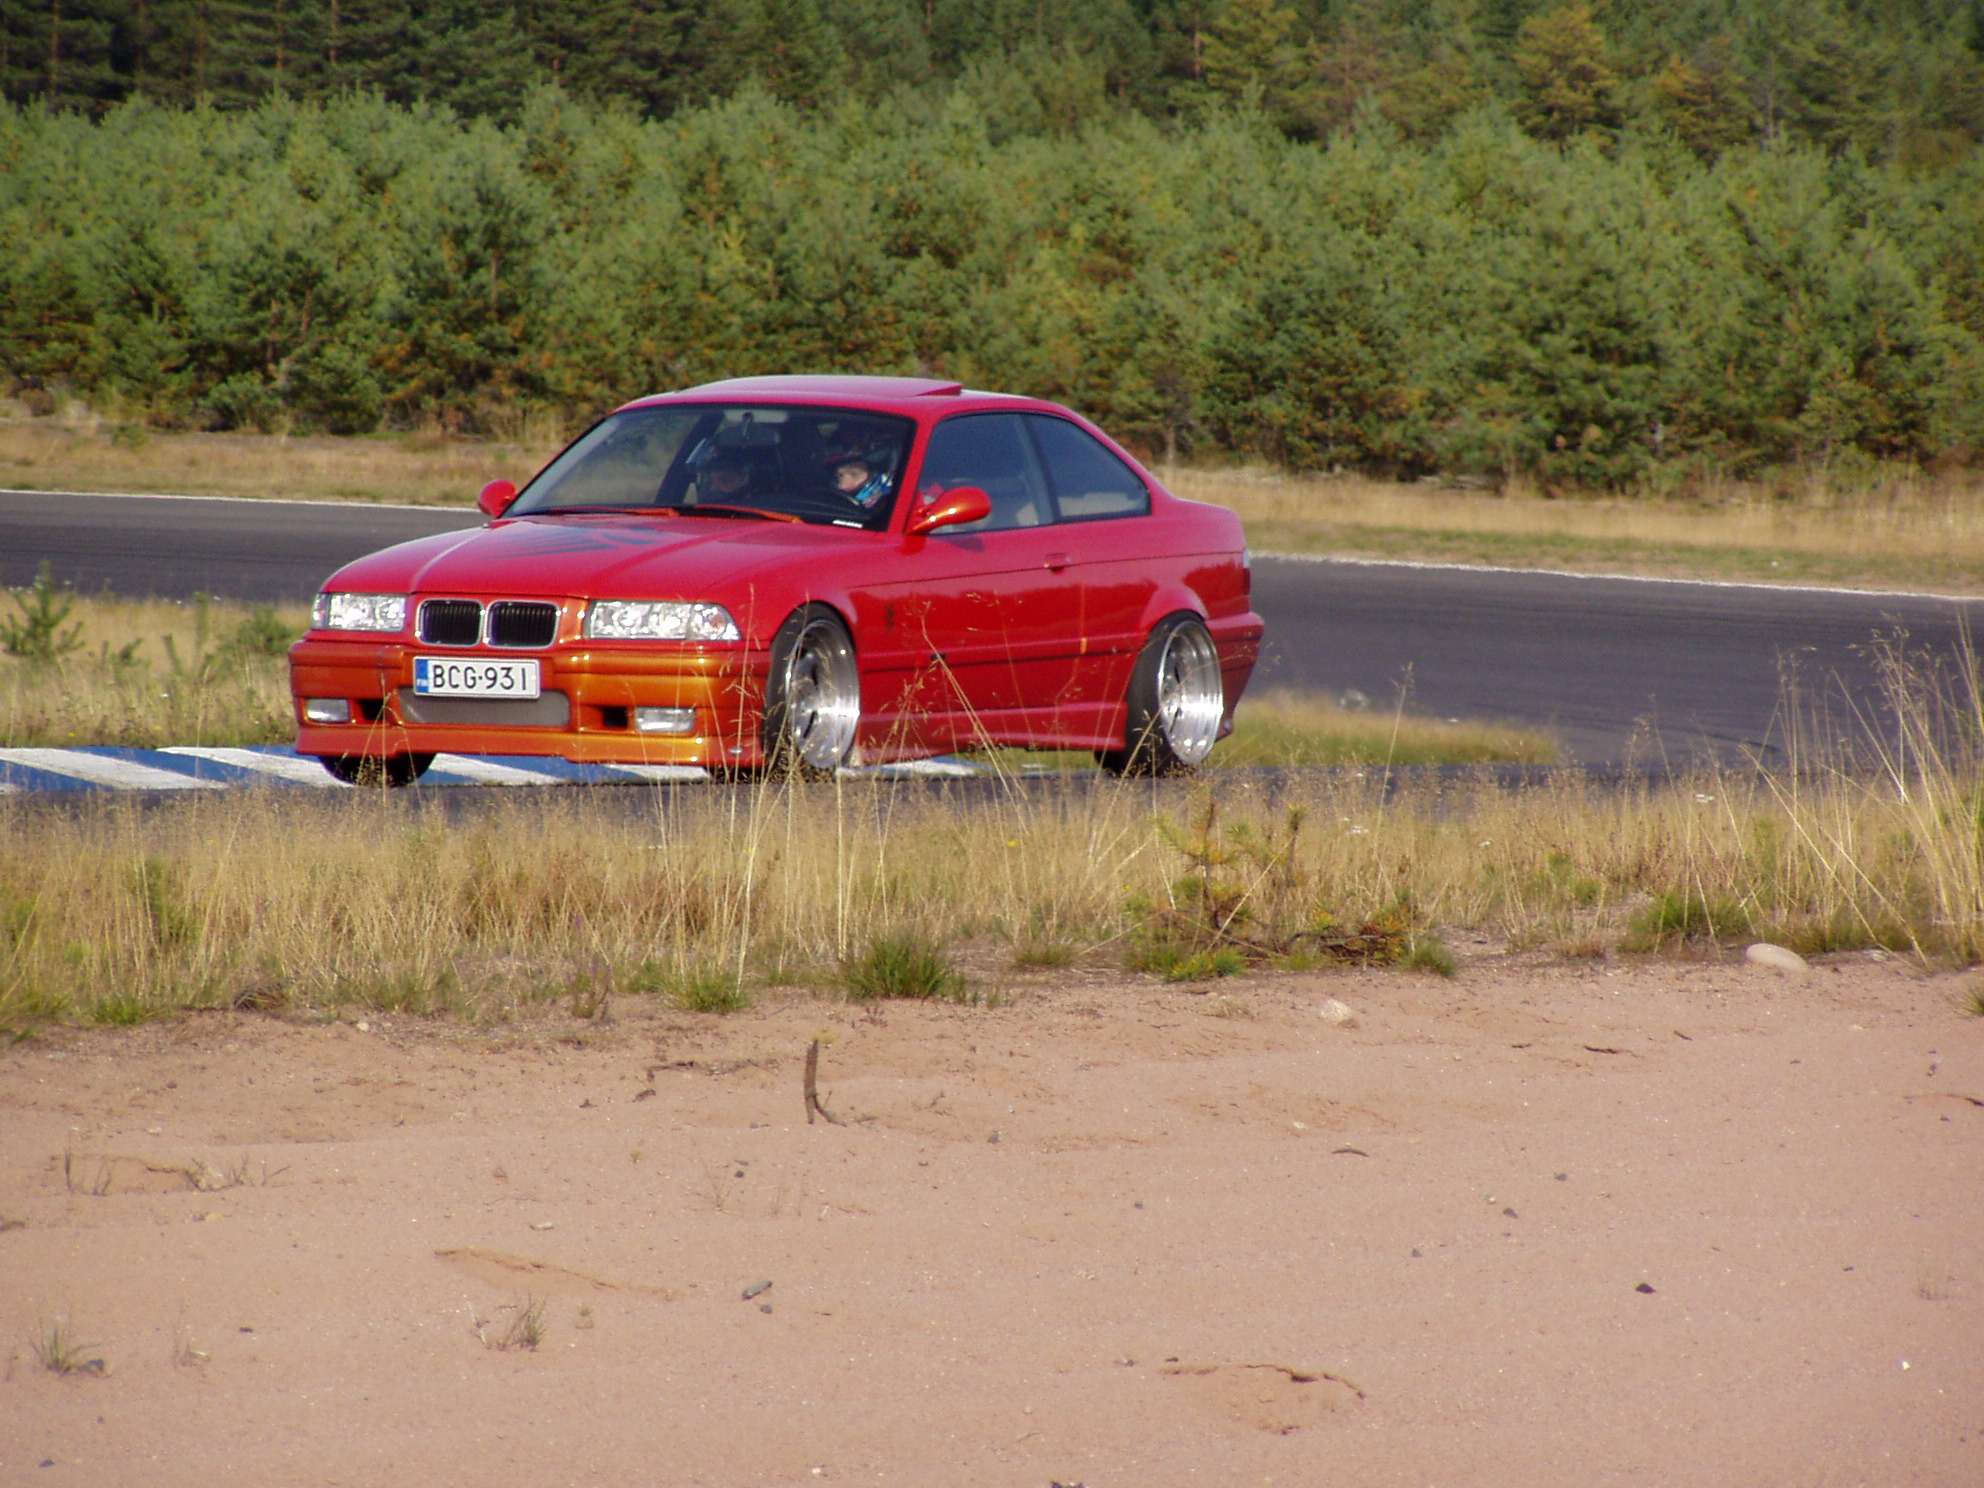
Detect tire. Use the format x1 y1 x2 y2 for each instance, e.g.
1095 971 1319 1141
1101 614 1223 776
320 753 434 788
762 605 860 777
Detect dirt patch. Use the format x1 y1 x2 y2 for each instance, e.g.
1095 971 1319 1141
2 953 1980 1486
434 1247 681 1300
1160 1361 1364 1433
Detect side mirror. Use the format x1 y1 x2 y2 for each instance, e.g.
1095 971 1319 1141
905 485 991 537
477 479 518 519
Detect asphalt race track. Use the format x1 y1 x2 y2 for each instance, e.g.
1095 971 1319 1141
5 487 1979 768
1245 557 1978 764
0 489 482 604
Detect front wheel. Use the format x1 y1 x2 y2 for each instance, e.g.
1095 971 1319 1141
1100 614 1223 776
762 605 860 778
320 753 434 788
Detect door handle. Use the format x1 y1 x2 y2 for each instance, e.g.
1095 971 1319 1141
1044 552 1073 571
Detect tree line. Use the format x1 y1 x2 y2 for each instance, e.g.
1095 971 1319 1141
8 0 1984 165
4 77 1984 486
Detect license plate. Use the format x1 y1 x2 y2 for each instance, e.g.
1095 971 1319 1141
413 656 541 699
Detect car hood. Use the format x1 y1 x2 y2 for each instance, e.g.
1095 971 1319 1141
323 513 877 614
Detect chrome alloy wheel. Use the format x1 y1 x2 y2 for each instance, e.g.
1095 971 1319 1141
1153 620 1223 766
782 614 861 771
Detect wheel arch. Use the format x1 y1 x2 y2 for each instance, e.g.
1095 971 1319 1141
1134 589 1211 639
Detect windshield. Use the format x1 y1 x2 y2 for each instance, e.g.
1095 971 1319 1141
509 403 916 531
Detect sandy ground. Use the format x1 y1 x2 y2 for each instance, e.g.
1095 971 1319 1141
3 950 1981 1488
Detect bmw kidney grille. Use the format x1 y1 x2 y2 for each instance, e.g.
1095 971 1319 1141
417 599 558 648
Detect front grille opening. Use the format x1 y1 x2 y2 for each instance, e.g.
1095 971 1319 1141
596 705 629 730
487 600 559 648
419 599 482 646
356 697 384 722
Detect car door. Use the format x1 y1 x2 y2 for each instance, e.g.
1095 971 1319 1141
1022 414 1157 717
872 412 1083 744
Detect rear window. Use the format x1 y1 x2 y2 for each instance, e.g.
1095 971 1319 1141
1026 415 1149 521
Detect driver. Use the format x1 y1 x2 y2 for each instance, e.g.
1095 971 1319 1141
700 452 753 501
828 453 891 510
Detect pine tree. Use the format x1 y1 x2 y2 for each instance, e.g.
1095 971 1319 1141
1650 35 1755 159
405 1 539 119
1511 1 1619 144
691 0 847 109
524 0 698 115
1 0 121 111
1199 0 1302 106
1303 0 1394 139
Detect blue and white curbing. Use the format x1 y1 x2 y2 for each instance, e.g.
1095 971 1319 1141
0 746 984 793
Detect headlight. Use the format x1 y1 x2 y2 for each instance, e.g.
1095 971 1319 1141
585 600 740 642
313 592 407 632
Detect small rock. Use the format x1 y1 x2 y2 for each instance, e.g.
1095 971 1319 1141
1744 942 1809 976
987 1129 1001 1144
1502 1207 1518 1219
742 1280 772 1301
1635 1282 1656 1294
1318 998 1358 1027
759 1303 774 1314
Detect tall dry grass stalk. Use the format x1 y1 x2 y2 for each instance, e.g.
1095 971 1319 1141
2 638 1976 1032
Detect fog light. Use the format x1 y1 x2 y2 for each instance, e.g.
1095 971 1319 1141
634 706 695 735
304 698 352 724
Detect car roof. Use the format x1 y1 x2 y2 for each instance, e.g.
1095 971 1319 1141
624 374 1048 418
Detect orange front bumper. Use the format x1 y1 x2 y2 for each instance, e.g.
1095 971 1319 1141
289 636 771 768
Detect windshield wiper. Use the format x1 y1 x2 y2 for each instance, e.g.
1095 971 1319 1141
675 504 802 524
527 504 676 517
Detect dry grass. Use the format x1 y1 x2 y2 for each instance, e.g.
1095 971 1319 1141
32 1315 103 1375
1 590 307 747
1 638 1976 1032
1222 688 1555 767
0 406 559 507
476 1296 547 1352
1168 465 1984 595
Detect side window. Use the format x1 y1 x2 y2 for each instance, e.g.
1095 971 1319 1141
1026 415 1149 521
916 413 1050 533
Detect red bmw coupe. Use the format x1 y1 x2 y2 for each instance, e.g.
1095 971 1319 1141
290 375 1263 783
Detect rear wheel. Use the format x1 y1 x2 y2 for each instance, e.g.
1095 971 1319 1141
762 605 860 778
1100 614 1223 776
320 753 434 788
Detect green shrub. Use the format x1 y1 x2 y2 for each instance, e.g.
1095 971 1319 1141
2 563 84 665
1623 888 1752 951
668 963 752 1014
842 933 963 1002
